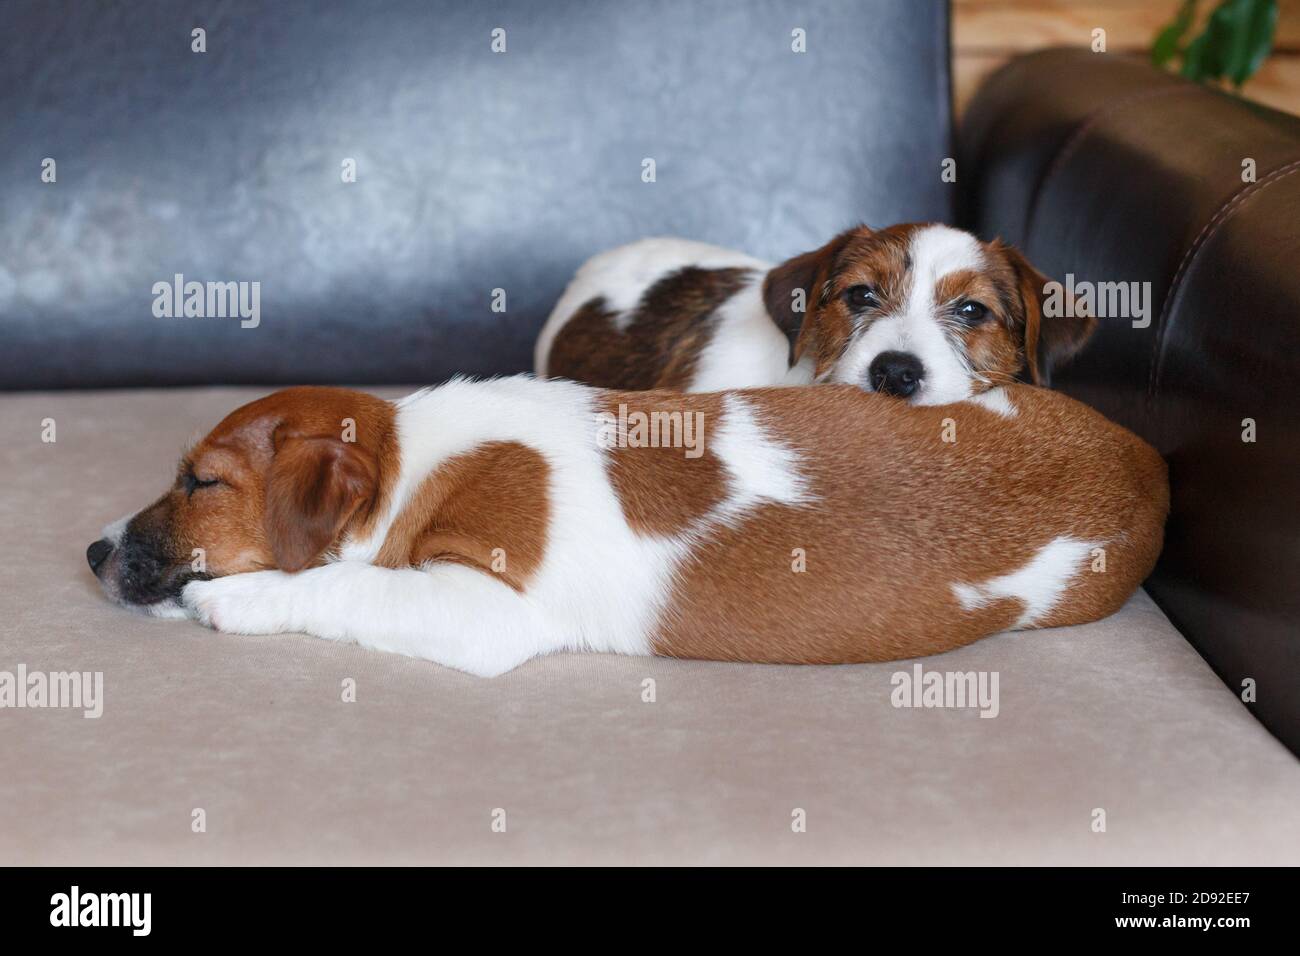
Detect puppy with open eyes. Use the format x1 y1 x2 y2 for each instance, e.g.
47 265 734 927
88 377 1168 677
535 223 1095 402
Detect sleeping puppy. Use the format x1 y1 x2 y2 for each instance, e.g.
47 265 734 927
86 378 1167 677
535 223 1095 403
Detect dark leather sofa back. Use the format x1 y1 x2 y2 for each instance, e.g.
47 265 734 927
960 49 1300 755
0 0 953 389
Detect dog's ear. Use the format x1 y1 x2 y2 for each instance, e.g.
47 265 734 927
762 230 857 365
997 242 1097 387
264 433 377 572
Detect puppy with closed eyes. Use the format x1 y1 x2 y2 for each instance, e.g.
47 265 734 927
535 223 1095 404
86 377 1167 677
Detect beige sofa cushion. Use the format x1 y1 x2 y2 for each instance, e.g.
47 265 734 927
2 387 1297 865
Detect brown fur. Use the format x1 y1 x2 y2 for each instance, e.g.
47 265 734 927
547 266 755 389
644 384 1167 663
374 441 550 590
765 226 912 377
265 435 379 572
597 391 728 536
129 387 400 581
986 240 1097 386
761 230 858 363
145 391 552 593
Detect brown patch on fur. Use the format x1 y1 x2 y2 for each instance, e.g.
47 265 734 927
375 441 550 591
130 389 549 598
597 391 728 536
150 387 399 579
767 224 935 378
933 268 983 306
984 241 1097 387
761 230 857 365
931 267 1026 391
962 322 1023 389
265 435 379 572
650 385 1168 664
806 226 922 377
547 266 754 389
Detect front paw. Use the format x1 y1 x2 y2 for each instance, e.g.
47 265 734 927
181 572 295 635
180 579 220 629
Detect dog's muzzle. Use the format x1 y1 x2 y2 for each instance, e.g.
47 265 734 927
868 350 925 399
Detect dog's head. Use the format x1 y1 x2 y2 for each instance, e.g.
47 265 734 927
87 387 393 614
763 223 1095 404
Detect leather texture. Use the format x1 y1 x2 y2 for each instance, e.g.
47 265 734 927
960 49 1300 755
0 0 954 388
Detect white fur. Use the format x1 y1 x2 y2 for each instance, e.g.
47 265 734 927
100 514 130 546
708 394 814 522
831 224 984 405
687 278 791 391
143 599 192 620
783 351 816 385
965 386 1018 418
185 563 551 675
183 376 813 677
952 535 1097 629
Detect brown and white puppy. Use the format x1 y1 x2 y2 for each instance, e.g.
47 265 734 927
535 224 1095 403
88 378 1167 677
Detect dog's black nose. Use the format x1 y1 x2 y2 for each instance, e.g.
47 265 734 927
86 539 114 575
868 351 924 398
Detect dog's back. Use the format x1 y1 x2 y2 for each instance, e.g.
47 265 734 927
535 237 785 391
630 383 1169 663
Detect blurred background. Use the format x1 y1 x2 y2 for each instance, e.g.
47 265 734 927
954 0 1299 115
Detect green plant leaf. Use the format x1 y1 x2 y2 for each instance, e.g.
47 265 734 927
1226 0 1278 85
1153 0 1198 66
1190 2 1236 80
1164 0 1277 87
1180 29 1214 79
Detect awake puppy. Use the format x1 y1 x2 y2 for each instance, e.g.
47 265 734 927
535 224 1095 404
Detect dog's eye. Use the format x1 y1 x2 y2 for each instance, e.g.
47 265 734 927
955 300 989 323
845 285 879 309
181 471 220 497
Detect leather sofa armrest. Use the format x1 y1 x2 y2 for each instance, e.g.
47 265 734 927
958 48 1300 755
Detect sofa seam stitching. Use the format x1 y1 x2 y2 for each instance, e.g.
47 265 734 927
1145 158 1300 401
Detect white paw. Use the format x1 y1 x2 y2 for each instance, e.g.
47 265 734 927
181 572 295 635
